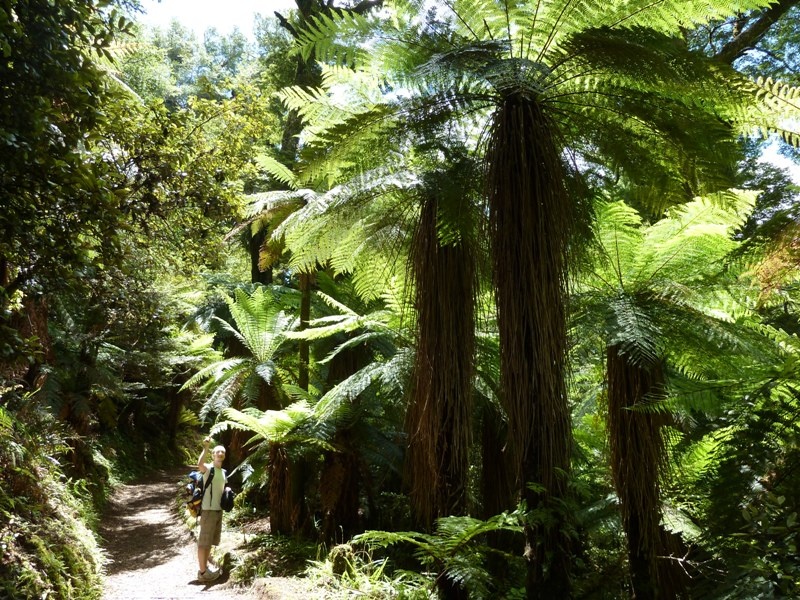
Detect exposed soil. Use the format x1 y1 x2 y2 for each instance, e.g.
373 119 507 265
98 468 324 600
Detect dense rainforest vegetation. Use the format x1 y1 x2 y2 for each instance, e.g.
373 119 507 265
2 0 800 598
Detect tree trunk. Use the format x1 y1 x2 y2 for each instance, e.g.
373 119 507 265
405 193 476 528
268 443 295 534
298 271 312 392
320 430 361 543
319 337 371 543
486 93 574 598
249 228 273 285
405 191 477 599
606 344 686 599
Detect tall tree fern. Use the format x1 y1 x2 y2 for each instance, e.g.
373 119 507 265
577 189 779 599
405 155 480 536
284 1 800 594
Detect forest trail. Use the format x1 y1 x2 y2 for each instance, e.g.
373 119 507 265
99 467 257 600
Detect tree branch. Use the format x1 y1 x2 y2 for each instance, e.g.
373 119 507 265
349 0 383 14
274 11 299 39
715 0 800 64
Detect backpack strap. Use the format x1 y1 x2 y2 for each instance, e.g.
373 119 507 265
203 467 215 504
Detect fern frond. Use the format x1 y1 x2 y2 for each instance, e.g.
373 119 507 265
636 191 758 285
245 189 314 220
296 9 376 66
253 154 298 189
199 366 250 421
180 357 246 391
749 76 800 147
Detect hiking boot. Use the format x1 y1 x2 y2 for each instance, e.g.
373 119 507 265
199 567 220 582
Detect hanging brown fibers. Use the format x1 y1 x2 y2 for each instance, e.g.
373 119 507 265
404 192 478 529
485 93 573 596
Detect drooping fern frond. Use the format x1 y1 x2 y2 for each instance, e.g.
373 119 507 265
635 190 758 285
264 168 420 302
295 9 378 65
212 402 334 452
253 153 298 190
733 76 800 147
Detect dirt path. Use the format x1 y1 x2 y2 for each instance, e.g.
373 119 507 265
99 467 255 600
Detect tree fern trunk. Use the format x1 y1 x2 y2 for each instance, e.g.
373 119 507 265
319 339 370 543
480 404 513 520
486 93 573 599
405 193 476 529
481 405 520 585
299 271 312 392
320 430 361 543
268 443 294 535
606 344 685 600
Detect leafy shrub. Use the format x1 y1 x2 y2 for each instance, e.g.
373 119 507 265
0 404 105 599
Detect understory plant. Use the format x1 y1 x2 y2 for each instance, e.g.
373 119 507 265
0 403 105 600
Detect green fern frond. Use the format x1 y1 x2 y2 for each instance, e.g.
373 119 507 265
180 357 246 391
597 0 772 36
254 362 277 385
749 76 800 147
314 361 386 421
253 154 297 189
245 189 313 220
319 331 388 365
315 290 359 316
296 9 376 65
199 366 250 421
353 510 522 597
217 402 310 442
605 295 661 366
214 402 336 451
636 191 757 284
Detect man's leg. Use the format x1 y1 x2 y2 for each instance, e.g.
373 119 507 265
198 544 210 572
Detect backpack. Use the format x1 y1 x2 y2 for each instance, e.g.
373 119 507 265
185 470 205 518
185 467 233 516
221 486 236 512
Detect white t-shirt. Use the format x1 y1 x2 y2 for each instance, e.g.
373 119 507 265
201 465 227 511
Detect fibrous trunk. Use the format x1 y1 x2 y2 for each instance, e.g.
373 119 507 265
405 193 477 527
268 443 297 534
485 93 573 598
320 342 370 543
607 344 685 599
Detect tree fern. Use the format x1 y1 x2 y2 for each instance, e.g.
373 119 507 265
278 1 798 595
180 287 298 421
576 185 791 598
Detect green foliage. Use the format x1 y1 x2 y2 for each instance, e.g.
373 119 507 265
207 283 410 478
671 338 800 598
0 405 104 600
578 189 761 369
1 0 133 307
3 1 800 597
307 543 430 599
182 287 299 421
354 511 524 599
235 533 319 580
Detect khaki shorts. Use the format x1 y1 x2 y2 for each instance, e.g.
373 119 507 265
198 510 222 547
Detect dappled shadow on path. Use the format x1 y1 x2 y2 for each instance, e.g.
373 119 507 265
99 467 262 598
99 468 191 575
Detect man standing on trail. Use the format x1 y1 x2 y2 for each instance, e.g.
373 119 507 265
196 437 227 582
